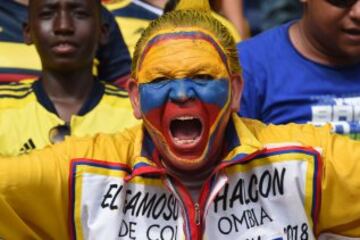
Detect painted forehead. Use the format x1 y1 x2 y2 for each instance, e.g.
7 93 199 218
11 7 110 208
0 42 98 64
136 28 230 81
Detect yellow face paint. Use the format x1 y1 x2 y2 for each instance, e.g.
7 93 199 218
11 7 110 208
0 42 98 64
134 30 235 174
136 30 230 84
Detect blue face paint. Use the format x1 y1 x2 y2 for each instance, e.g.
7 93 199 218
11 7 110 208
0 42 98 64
139 78 229 115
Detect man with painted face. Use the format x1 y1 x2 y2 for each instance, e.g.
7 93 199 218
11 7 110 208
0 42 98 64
1 0 360 239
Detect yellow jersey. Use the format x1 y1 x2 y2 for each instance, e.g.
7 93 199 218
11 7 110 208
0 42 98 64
0 115 360 239
0 79 139 156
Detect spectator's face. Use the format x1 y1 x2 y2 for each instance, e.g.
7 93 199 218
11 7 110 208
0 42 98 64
304 0 360 63
24 0 106 71
129 29 241 175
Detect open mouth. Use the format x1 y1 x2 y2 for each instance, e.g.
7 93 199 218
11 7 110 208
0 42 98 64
342 28 360 41
344 29 360 35
170 116 203 145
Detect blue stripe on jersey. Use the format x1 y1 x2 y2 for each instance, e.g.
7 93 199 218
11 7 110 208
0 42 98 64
32 79 105 116
0 67 40 76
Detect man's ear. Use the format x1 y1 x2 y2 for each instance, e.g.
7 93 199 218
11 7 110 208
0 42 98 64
22 23 33 45
128 79 143 119
230 73 243 112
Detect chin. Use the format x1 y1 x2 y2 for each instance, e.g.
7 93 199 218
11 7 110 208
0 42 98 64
162 152 210 174
159 142 221 177
169 153 204 168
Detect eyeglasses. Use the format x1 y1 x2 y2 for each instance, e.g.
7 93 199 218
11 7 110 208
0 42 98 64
49 124 71 144
326 0 358 8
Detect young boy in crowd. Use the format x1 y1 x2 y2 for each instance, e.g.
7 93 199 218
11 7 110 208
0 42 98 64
0 0 131 85
0 0 138 156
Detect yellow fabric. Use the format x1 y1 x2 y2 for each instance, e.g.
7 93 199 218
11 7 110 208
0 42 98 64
240 118 360 235
1 115 360 238
0 42 41 71
102 0 131 10
114 16 152 57
175 0 211 11
0 80 139 157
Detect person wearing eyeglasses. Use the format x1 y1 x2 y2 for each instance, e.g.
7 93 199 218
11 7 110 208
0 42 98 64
237 0 360 140
0 0 139 157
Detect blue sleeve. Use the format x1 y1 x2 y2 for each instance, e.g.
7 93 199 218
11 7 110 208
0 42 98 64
96 6 132 82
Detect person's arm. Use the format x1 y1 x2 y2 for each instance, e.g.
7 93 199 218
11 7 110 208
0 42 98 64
317 132 360 235
216 0 250 39
257 123 360 235
0 141 72 239
95 6 132 86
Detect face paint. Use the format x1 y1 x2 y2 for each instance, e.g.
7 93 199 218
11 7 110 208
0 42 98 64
136 29 230 83
137 30 232 173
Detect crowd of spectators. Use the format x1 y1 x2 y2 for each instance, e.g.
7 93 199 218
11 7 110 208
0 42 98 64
0 0 360 238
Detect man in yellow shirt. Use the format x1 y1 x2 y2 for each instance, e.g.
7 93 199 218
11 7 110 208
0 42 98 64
0 0 132 84
0 0 138 156
0 0 360 239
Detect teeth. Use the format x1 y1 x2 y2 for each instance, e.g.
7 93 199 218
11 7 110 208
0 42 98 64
174 137 198 144
176 116 196 120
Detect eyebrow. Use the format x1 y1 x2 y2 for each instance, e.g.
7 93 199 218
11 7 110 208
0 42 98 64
147 63 223 78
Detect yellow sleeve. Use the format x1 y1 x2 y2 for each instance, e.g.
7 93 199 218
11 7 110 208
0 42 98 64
0 128 138 239
0 140 72 239
251 120 360 235
318 131 360 236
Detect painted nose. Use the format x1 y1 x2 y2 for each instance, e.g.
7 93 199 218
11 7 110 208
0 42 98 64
169 80 196 103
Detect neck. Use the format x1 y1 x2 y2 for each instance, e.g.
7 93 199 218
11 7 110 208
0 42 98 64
162 150 224 186
173 165 214 183
290 20 358 66
142 0 167 9
41 68 95 122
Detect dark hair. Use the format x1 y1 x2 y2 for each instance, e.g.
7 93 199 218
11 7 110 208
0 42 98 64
163 0 179 13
